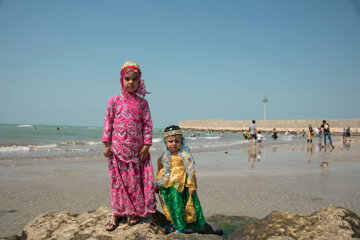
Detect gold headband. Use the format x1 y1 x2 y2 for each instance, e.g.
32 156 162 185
164 129 182 138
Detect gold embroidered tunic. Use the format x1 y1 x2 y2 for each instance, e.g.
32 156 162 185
156 152 196 192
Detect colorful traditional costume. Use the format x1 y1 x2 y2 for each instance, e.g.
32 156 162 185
102 61 156 217
155 128 205 232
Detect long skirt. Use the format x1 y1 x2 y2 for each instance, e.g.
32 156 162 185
107 155 156 217
160 186 205 231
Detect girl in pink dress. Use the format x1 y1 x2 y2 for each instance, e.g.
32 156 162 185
103 61 156 231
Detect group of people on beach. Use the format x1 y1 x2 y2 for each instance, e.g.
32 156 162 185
102 61 205 234
243 120 264 148
244 119 352 151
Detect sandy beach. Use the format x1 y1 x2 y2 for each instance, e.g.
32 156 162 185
1 136 360 237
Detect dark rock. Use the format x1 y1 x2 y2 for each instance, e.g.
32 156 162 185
228 205 360 240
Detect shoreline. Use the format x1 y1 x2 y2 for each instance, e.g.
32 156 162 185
1 137 360 237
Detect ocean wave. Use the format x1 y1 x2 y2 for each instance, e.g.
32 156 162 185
33 144 58 149
0 146 30 152
186 137 197 140
188 140 248 149
63 148 90 152
59 141 102 146
17 125 32 128
203 136 221 140
153 138 163 143
0 144 58 152
0 145 94 153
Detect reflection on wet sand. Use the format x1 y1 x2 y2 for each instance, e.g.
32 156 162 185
343 140 351 151
306 144 313 163
248 145 264 168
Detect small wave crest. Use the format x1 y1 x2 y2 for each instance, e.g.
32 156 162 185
153 138 163 143
203 136 221 140
17 125 32 128
0 146 30 152
0 144 57 152
59 141 102 146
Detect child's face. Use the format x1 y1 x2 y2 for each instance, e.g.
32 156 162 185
165 135 182 153
123 71 139 94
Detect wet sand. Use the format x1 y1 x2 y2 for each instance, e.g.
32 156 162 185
1 137 360 237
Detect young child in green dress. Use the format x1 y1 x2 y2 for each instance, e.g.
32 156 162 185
155 125 205 234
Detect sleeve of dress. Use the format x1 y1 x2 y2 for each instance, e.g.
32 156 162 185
186 170 197 190
156 156 164 182
102 97 115 144
142 100 153 146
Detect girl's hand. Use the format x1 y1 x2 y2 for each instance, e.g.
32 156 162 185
139 144 150 163
104 145 112 158
188 188 196 195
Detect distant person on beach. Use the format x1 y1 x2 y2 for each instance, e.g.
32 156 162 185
249 120 257 145
307 124 314 150
243 130 249 140
321 120 334 149
272 128 278 140
346 126 351 141
315 127 320 138
257 130 263 149
155 125 205 233
102 61 156 231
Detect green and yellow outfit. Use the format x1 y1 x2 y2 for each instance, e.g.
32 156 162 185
156 152 205 231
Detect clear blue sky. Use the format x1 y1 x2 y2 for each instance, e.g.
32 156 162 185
1 0 360 128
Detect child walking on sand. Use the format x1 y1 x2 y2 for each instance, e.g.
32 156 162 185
103 61 156 231
155 125 205 234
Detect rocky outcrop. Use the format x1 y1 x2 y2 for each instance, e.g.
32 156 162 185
2 206 360 239
2 207 223 240
229 205 360 240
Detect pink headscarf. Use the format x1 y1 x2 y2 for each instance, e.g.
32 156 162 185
120 61 150 120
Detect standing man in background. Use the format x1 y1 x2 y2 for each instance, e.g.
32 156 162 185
249 120 257 145
321 120 334 149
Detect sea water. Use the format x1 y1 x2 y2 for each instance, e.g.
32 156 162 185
0 124 306 161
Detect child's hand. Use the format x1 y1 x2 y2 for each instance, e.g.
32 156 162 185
104 146 112 158
188 188 196 195
139 144 150 163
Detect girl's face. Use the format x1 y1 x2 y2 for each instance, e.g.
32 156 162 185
165 135 182 153
123 71 139 94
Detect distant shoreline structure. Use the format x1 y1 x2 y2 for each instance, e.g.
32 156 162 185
179 119 360 135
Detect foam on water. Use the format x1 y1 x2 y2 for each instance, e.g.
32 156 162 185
0 146 31 152
17 125 32 128
152 138 162 143
0 144 58 152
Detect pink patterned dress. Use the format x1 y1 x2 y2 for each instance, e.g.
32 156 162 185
102 94 156 217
